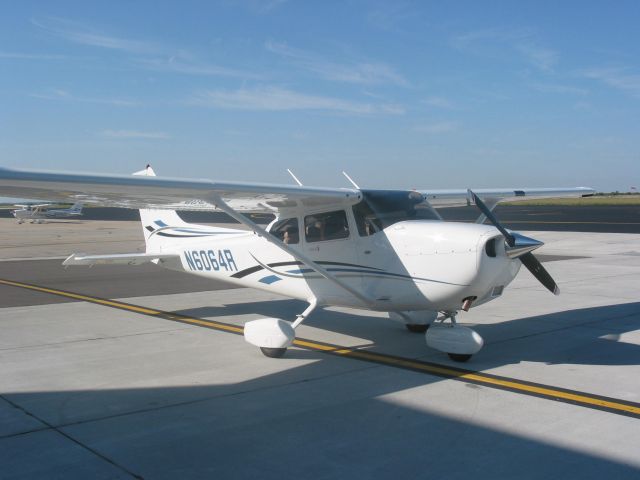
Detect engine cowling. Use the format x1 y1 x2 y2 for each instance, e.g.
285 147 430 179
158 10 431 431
386 221 519 311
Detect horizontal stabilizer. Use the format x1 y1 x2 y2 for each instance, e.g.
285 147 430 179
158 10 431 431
63 252 179 266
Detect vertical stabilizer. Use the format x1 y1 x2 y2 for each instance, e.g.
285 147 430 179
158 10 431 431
133 165 191 247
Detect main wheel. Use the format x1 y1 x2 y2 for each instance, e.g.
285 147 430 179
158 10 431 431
448 353 472 362
260 347 287 358
405 324 429 333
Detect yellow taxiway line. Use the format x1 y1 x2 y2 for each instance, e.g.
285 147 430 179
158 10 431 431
2 277 639 419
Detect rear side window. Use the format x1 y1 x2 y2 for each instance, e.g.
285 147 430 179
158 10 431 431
304 210 350 243
270 218 299 244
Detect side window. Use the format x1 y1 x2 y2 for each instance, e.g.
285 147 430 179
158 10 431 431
304 210 350 243
352 201 382 237
270 218 299 245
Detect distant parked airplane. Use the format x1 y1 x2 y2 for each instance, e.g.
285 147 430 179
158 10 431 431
12 202 83 223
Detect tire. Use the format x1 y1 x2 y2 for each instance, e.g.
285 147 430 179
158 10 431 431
405 324 429 333
260 347 287 358
448 353 472 362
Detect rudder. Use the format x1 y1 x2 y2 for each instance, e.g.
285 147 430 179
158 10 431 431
133 165 191 245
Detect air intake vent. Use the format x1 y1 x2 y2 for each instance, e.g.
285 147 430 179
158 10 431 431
491 285 504 297
485 238 497 257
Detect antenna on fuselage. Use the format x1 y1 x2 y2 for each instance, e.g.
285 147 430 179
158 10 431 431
286 169 303 186
342 171 360 189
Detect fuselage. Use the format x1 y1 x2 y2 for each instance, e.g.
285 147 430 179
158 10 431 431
149 218 520 313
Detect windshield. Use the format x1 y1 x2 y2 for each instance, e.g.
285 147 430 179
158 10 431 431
352 190 439 236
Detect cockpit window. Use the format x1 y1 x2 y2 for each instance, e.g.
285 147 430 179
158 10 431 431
352 190 439 236
270 217 299 244
352 201 382 236
304 210 350 243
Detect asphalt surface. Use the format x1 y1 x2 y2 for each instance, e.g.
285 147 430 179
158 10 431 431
0 260 237 308
0 254 581 308
2 204 639 233
444 204 640 233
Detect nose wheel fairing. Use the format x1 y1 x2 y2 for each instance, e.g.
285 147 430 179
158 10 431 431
244 300 318 358
425 312 484 362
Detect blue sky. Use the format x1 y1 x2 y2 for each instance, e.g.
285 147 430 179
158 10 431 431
1 1 638 192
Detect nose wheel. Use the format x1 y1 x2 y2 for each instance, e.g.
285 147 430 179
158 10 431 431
448 353 472 362
260 347 287 358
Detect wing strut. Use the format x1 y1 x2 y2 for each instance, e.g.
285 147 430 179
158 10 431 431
209 194 376 308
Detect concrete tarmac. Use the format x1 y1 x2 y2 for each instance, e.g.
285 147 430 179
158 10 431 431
1 212 639 479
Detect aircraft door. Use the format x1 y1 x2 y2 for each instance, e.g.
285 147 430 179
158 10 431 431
303 210 360 295
349 204 382 290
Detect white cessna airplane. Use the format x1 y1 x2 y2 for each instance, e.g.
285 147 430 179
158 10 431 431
0 165 593 361
12 201 83 223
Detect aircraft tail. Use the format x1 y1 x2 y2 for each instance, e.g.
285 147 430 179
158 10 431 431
69 202 83 213
133 165 244 252
133 165 190 247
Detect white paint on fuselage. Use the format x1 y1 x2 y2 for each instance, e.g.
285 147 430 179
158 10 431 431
153 219 521 313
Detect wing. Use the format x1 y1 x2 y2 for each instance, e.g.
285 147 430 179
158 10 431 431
12 203 51 208
0 167 361 213
421 187 595 207
0 167 593 212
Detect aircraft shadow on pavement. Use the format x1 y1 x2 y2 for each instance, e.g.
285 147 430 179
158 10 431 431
174 300 640 368
472 302 640 367
3 354 639 480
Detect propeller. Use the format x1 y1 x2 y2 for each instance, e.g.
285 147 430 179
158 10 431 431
469 190 560 295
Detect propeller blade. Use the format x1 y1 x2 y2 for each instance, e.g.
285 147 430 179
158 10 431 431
468 189 558 295
468 190 515 246
520 252 560 295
